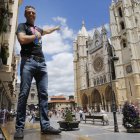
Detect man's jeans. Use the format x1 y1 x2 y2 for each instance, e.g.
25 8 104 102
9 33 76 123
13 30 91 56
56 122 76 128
15 57 50 130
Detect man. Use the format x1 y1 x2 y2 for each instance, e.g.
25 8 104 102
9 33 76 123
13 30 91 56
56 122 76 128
14 6 61 139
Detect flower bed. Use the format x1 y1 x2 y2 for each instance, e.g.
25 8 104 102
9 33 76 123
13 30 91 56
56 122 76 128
122 101 140 132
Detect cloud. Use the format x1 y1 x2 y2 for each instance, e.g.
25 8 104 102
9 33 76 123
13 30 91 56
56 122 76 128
42 31 71 55
42 17 75 55
47 52 74 96
52 16 67 26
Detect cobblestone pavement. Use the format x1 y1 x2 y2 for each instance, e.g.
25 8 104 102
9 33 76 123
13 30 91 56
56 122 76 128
0 113 140 140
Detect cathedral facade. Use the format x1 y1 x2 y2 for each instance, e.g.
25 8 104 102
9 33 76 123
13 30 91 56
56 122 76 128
73 0 140 112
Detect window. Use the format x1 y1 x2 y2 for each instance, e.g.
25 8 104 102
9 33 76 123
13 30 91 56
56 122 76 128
94 79 96 86
100 76 103 84
86 50 88 56
31 94 35 100
95 40 99 47
126 65 132 73
118 7 123 17
122 39 127 48
135 18 138 25
86 41 88 48
77 52 79 59
103 75 106 83
97 77 99 85
120 21 125 30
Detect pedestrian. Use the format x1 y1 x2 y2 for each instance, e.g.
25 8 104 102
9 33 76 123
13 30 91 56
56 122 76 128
100 109 109 125
79 109 83 121
14 5 61 139
88 108 92 116
29 111 36 123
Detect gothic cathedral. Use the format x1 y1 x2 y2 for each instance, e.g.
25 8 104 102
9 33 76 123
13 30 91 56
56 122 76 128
73 0 140 112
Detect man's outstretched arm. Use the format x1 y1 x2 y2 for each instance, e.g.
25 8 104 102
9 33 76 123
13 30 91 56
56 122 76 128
42 26 60 35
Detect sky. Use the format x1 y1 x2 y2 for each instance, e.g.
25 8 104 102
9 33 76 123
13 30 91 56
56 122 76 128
16 0 112 96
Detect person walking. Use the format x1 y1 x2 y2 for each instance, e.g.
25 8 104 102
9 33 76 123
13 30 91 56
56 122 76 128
29 110 36 123
79 109 83 121
14 5 61 139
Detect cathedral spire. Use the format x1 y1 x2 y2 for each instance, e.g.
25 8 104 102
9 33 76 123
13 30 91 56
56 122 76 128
80 20 88 37
82 20 85 27
111 0 115 6
101 26 107 35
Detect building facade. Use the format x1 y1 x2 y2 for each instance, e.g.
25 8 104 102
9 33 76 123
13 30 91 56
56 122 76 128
73 22 116 112
110 0 140 106
73 0 140 112
15 82 38 110
48 95 75 111
0 0 22 110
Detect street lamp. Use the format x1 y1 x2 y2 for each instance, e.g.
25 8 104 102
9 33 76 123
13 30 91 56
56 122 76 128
108 45 119 132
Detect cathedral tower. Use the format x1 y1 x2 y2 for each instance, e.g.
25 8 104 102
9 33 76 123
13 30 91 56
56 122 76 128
73 21 88 106
110 0 140 105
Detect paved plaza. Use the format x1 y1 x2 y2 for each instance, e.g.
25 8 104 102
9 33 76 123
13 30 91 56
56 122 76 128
0 113 140 140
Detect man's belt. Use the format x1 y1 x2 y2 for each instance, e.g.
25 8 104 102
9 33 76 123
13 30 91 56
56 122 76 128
22 55 45 62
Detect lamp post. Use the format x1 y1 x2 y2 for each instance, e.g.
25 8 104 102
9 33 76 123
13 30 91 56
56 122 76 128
108 45 119 132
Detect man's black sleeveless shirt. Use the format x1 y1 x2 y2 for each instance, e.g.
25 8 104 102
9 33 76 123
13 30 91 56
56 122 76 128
16 22 44 58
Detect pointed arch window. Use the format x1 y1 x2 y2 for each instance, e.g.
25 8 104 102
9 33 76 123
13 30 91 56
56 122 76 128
31 93 35 100
86 41 88 48
97 77 100 85
120 21 125 30
121 39 127 48
100 76 103 84
135 17 138 25
118 7 123 17
103 75 107 83
94 79 96 86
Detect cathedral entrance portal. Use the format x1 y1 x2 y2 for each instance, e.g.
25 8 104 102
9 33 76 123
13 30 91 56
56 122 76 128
105 85 116 112
91 89 102 112
81 93 88 112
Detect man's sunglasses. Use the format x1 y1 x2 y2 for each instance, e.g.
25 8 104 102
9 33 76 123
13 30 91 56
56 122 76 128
25 11 36 15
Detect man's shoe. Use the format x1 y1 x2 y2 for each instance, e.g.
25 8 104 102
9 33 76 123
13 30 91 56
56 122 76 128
41 126 61 134
14 129 24 139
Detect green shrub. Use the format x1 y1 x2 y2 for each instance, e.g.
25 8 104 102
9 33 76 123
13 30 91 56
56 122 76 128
65 110 73 122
